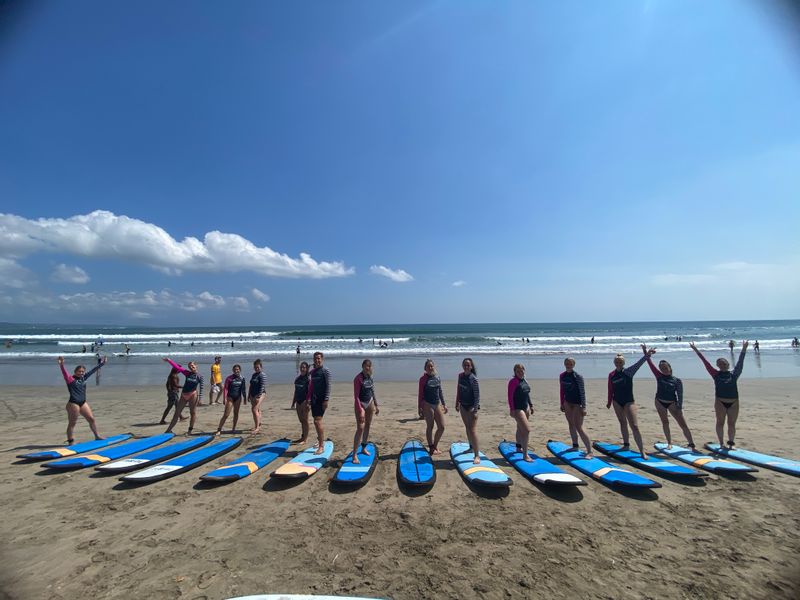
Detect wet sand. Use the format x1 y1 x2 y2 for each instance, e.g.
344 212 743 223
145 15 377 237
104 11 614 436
0 377 798 599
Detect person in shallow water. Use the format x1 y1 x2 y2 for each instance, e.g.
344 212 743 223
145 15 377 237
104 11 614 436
643 344 695 450
606 350 649 460
418 359 447 455
352 359 379 464
58 355 107 443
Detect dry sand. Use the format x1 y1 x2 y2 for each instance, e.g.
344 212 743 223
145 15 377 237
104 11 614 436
0 377 798 600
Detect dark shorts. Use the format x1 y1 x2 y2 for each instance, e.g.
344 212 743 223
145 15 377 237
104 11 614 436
656 397 675 409
614 397 635 407
717 397 738 407
564 397 582 407
311 401 326 418
167 391 179 406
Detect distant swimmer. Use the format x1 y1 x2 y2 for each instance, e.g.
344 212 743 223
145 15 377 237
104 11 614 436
296 345 301 355
754 340 760 353
418 359 447 454
209 356 223 405
247 359 268 434
215 364 247 435
793 337 799 348
291 361 310 443
125 344 130 356
162 358 204 435
590 336 595 344
352 359 379 464
526 338 530 343
58 355 107 443
81 345 86 353
690 340 748 449
456 358 481 464
643 344 695 450
728 339 735 351
607 351 648 460
160 367 184 425
559 357 593 458
231 340 234 348
307 352 332 454
358 338 363 344
508 364 533 462
168 340 172 347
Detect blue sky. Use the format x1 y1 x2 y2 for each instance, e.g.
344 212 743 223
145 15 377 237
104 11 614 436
1 0 799 325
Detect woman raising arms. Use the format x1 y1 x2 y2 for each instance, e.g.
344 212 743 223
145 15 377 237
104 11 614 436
643 344 695 450
418 359 447 455
163 358 204 434
607 350 649 460
58 355 107 443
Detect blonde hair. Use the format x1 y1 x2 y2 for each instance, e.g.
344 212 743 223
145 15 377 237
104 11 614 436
564 357 576 367
424 359 437 376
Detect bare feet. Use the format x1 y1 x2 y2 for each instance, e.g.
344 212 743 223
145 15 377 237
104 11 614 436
362 446 371 456
430 446 441 455
214 430 222 436
314 445 324 455
352 455 360 464
473 455 481 465
585 453 595 459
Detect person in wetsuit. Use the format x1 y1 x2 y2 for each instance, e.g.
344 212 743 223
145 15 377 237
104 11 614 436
607 351 649 459
418 358 447 455
163 358 204 434
215 364 247 435
456 357 481 464
559 357 593 458
58 355 107 443
643 344 695 450
690 340 749 449
352 359 379 464
291 361 310 444
307 352 332 454
160 367 183 425
508 364 533 461
247 359 268 434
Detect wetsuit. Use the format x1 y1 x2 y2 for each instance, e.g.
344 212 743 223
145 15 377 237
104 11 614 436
60 362 104 406
697 348 747 406
456 372 480 411
647 356 684 409
249 371 267 399
354 372 376 412
507 377 532 412
166 371 181 409
607 355 647 408
307 366 331 417
418 373 445 414
559 370 586 409
223 374 247 402
166 359 204 399
293 374 309 405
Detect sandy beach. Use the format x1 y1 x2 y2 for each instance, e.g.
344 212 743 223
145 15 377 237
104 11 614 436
1 377 798 599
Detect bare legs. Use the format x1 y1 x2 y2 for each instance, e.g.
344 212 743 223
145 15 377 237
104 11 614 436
612 401 646 459
511 410 532 461
563 403 593 457
294 401 310 444
352 402 376 464
313 414 325 454
655 401 695 449
250 393 265 433
460 408 480 464
66 402 101 442
423 403 445 454
165 392 197 434
715 399 739 448
215 398 242 434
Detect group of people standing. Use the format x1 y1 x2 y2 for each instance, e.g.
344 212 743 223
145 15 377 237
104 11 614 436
55 341 750 460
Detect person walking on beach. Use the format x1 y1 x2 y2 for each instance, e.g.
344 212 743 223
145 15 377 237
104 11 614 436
58 355 107 443
352 359 379 464
418 359 447 455
163 358 204 434
247 359 268 434
209 356 223 405
456 357 481 464
559 357 593 458
307 352 331 454
607 351 649 459
291 361 310 443
508 364 533 461
643 344 695 450
215 364 247 435
160 367 183 425
690 340 749 449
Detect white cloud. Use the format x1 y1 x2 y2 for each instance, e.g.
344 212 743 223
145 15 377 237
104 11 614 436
370 264 414 283
452 280 466 287
51 264 90 284
0 258 34 289
0 210 354 279
251 288 270 302
231 297 250 311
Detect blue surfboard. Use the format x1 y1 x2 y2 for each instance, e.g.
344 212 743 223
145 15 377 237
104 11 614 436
593 442 707 479
43 434 174 469
397 439 436 487
705 443 800 476
654 443 756 474
18 434 132 460
271 441 334 479
332 442 379 486
95 435 213 473
200 438 291 482
120 437 242 483
450 442 512 488
499 441 585 486
547 440 661 488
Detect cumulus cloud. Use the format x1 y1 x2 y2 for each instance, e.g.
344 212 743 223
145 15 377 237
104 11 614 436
51 264 90 284
452 280 466 287
369 264 414 283
0 210 354 279
251 288 270 302
0 258 34 289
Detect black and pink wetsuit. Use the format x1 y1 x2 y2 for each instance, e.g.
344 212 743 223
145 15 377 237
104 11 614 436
456 372 480 411
353 372 376 412
61 362 104 406
646 356 684 409
507 377 531 412
166 359 204 398
418 373 445 413
224 374 247 401
697 348 747 404
607 355 647 408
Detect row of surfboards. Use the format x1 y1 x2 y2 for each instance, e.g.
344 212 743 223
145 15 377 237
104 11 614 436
17 432 800 488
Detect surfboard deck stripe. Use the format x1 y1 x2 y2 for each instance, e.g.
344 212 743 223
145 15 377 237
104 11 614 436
498 441 584 487
18 434 132 460
450 442 512 488
705 443 800 476
200 438 291 482
43 434 175 470
397 439 436 487
654 443 756 474
333 443 379 486
271 441 333 479
593 441 707 478
547 440 661 488
96 435 213 473
121 437 243 483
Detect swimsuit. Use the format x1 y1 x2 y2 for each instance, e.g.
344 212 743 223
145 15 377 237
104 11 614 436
61 363 103 406
354 372 375 411
418 374 445 411
559 371 586 408
607 355 647 408
293 374 309 405
457 372 480 411
249 371 267 399
165 359 204 399
224 374 247 401
507 377 531 411
697 349 746 407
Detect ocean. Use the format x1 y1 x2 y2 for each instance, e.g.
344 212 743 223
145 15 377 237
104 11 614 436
1 320 799 386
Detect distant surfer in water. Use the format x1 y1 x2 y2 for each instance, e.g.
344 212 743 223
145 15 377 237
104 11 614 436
291 361 310 443
418 359 447 455
607 351 648 460
508 364 533 461
247 359 268 434
215 364 247 435
643 344 695 450
559 357 593 458
307 352 332 454
163 358 203 434
58 355 107 443
352 359 379 464
690 340 748 449
456 357 481 464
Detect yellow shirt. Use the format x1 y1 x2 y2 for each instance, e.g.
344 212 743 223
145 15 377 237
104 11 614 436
211 363 222 384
